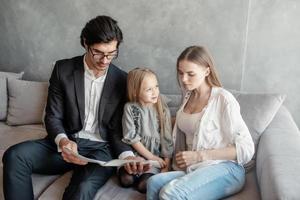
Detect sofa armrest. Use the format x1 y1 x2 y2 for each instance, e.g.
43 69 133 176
256 105 300 199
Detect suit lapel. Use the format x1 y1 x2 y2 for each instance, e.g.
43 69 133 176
73 56 85 125
99 65 116 122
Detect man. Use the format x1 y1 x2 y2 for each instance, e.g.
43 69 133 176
3 15 144 200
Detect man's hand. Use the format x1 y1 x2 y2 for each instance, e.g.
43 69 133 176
123 156 150 174
60 138 87 165
175 151 202 169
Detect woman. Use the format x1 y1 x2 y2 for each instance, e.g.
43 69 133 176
147 46 254 200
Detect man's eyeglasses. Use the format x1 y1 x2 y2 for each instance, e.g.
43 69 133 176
89 47 118 61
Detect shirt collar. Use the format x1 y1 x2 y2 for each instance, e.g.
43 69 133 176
83 54 107 82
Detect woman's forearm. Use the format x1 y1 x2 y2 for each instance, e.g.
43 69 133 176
200 145 237 161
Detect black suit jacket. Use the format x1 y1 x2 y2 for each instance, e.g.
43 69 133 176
44 55 131 157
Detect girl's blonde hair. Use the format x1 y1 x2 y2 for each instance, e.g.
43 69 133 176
127 67 167 136
177 46 222 87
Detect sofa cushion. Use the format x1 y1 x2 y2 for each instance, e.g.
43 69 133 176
39 172 145 200
259 155 300 200
0 122 47 151
38 169 260 200
256 106 300 198
0 122 49 200
224 169 260 200
0 165 59 200
165 91 286 147
0 71 24 121
231 91 286 148
0 71 24 79
164 94 182 117
0 78 7 121
6 79 48 125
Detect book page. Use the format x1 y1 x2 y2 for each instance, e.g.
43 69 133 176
63 147 161 168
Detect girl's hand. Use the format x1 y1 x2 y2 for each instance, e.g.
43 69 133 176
160 166 169 173
175 151 202 169
150 155 166 168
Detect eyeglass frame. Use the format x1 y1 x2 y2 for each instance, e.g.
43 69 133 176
88 47 119 61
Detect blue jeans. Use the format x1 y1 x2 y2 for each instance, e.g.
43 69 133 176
147 161 245 200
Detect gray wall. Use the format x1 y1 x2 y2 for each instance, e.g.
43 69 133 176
0 0 299 127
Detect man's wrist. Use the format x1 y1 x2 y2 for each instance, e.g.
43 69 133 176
59 138 69 148
55 133 68 152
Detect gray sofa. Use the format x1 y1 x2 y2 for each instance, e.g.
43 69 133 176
1 73 300 200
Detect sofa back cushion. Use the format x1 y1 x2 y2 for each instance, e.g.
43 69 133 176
6 79 48 125
0 71 24 120
163 94 182 117
231 91 286 148
165 90 286 164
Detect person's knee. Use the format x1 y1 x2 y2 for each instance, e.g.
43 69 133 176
119 174 135 187
136 173 153 193
136 180 147 193
147 173 160 187
77 181 95 193
159 183 177 200
2 144 25 165
118 167 135 188
146 173 164 195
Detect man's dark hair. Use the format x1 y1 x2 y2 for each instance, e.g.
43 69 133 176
80 15 123 48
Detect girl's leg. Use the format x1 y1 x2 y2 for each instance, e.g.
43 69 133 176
136 173 154 193
146 171 185 200
117 167 137 188
159 161 245 200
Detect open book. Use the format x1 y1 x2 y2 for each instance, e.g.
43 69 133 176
63 147 161 168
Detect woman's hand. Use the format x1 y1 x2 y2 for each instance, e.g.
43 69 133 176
150 155 167 168
175 151 202 169
160 166 169 173
160 157 171 172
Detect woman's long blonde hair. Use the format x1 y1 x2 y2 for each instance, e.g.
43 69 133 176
127 67 167 136
177 46 222 87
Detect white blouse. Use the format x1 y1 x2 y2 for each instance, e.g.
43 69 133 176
172 87 255 172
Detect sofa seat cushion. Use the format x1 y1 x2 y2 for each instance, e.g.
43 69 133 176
32 174 60 199
0 165 59 200
39 172 145 200
0 122 46 151
0 122 57 200
39 169 260 200
225 169 260 200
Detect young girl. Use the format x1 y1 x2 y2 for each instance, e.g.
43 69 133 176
118 67 173 193
147 46 255 200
